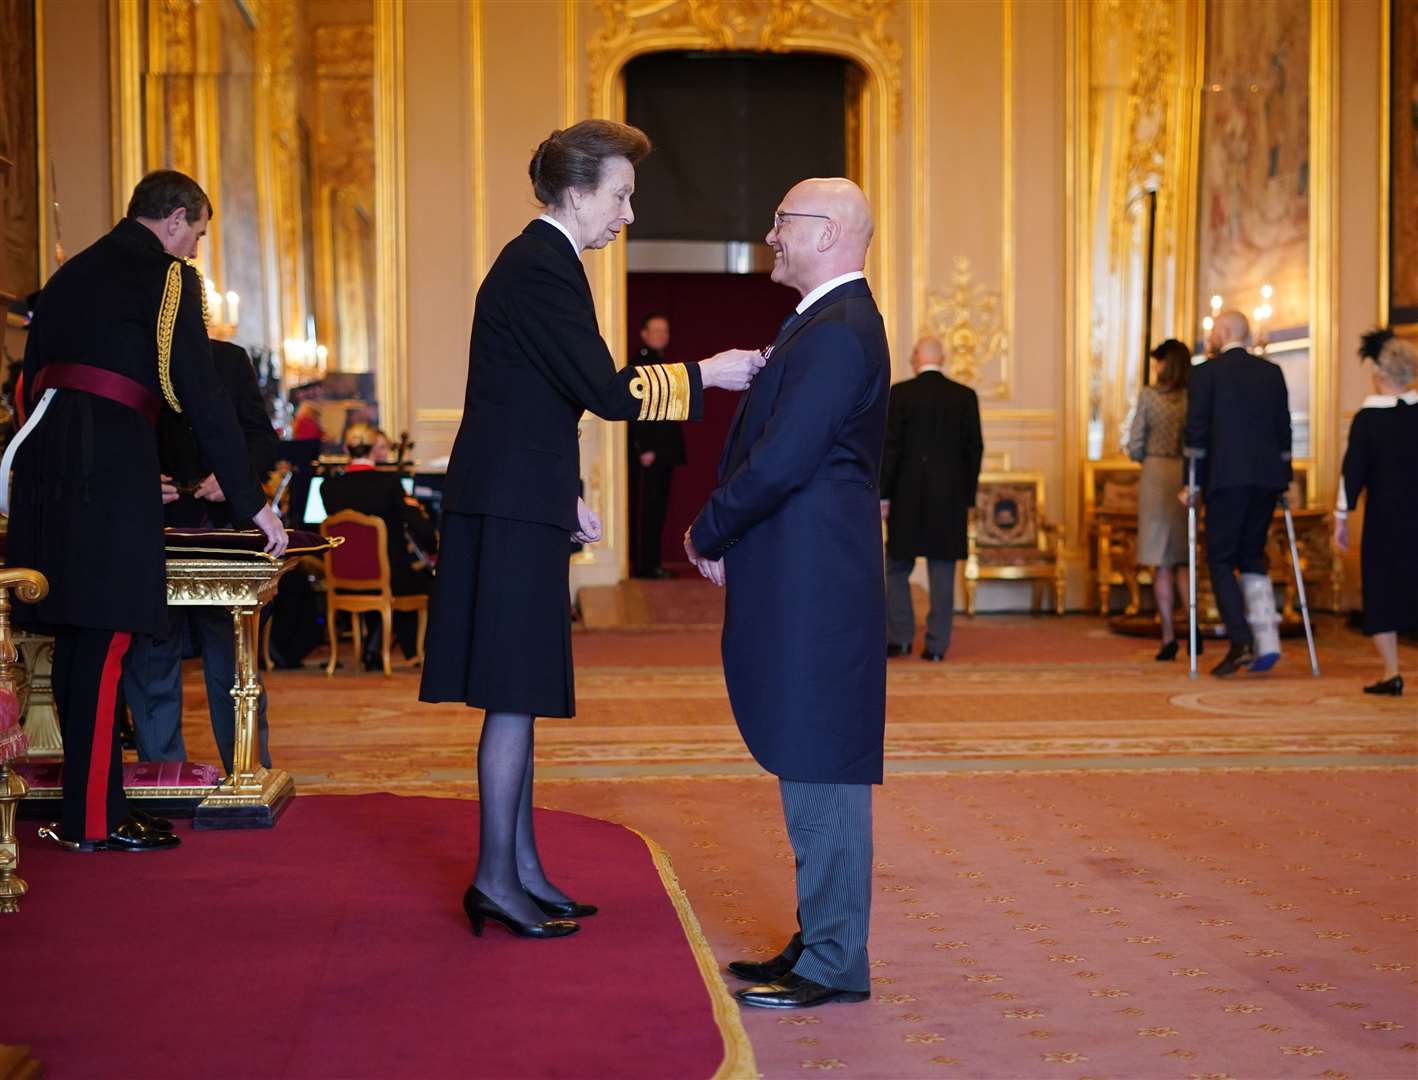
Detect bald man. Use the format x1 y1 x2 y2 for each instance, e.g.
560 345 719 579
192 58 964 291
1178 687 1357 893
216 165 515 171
687 178 890 1009
880 336 983 660
1184 310 1292 676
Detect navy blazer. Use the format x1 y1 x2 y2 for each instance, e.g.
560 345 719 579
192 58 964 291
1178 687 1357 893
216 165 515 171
443 220 704 532
1183 346 1292 494
691 278 890 785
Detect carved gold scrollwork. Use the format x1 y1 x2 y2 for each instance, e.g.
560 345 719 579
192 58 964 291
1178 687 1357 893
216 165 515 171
589 0 903 130
921 256 1009 399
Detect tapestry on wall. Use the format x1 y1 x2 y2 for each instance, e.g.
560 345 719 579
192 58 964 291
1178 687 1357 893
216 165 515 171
1196 0 1310 334
0 0 40 305
1393 0 1418 327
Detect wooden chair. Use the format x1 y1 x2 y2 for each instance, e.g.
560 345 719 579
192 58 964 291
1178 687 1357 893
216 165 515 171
964 472 1066 615
320 510 428 677
0 568 48 915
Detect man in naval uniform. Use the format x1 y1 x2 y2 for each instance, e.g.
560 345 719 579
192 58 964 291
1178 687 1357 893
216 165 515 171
4 170 287 851
687 178 890 1009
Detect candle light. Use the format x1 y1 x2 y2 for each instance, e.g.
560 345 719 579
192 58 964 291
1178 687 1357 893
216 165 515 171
225 290 240 326
1260 283 1273 300
1210 294 1223 314
1203 315 1214 331
205 280 223 325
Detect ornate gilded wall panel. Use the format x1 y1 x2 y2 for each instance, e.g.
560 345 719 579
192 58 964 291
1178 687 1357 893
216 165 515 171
1392 0 1418 327
0 0 41 303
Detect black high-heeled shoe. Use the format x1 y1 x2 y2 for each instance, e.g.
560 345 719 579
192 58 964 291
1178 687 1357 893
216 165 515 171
1363 675 1404 696
463 885 580 939
1156 640 1179 661
530 893 599 919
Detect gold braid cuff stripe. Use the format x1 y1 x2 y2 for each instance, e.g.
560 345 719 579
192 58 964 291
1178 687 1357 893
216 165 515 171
156 261 184 413
628 363 691 422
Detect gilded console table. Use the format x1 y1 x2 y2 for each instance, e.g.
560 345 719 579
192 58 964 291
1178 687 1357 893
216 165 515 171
166 556 298 829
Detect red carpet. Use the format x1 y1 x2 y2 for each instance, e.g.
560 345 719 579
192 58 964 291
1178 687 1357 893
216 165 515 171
3 795 744 1079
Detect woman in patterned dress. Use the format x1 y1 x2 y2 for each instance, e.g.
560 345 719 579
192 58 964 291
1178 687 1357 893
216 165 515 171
1127 339 1194 661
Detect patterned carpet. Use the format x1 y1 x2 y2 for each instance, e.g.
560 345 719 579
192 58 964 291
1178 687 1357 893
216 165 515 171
164 612 1417 1078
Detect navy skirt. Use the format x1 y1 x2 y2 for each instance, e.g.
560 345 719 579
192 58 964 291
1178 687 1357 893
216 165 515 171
418 512 575 717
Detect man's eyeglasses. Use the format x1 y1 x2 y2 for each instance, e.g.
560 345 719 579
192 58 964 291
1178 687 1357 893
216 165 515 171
773 210 831 230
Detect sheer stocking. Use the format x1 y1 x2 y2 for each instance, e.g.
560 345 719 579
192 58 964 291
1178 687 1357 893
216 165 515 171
471 712 547 924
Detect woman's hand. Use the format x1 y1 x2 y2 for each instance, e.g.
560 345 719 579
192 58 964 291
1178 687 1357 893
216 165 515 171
1333 516 1349 553
573 497 602 544
700 348 767 392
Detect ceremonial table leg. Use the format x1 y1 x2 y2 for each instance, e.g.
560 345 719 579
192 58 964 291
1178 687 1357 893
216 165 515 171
0 763 27 913
194 604 295 829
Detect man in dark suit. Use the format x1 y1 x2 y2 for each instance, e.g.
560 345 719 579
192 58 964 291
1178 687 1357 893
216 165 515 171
121 338 281 773
880 335 983 661
688 177 889 1010
1184 309 1292 676
628 313 688 578
4 170 286 850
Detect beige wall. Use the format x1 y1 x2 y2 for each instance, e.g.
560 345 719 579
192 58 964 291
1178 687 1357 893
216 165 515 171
39 0 112 275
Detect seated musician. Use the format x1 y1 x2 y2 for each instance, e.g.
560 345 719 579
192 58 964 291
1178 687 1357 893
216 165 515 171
321 422 436 666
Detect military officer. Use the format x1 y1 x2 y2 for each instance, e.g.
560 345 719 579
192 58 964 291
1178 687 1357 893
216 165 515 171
3 170 287 851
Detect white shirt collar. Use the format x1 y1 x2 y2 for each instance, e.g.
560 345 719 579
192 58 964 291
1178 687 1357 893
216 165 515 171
1360 390 1418 409
796 270 865 314
1220 341 1249 353
537 214 580 255
916 364 944 376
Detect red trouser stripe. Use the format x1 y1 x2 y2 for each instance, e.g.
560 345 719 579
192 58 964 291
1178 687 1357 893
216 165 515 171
86 631 132 840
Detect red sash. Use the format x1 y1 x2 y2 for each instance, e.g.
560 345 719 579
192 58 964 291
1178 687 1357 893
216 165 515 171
33 363 163 425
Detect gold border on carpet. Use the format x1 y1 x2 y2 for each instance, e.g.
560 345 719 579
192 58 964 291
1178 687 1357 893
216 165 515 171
631 827 759 1080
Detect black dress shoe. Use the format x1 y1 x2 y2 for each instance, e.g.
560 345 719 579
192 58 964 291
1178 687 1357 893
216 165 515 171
1210 642 1256 677
1155 639 1179 661
728 932 803 983
1363 675 1404 696
735 972 870 1009
463 885 579 939
530 893 598 918
920 650 945 662
886 643 912 658
130 808 173 832
41 815 181 853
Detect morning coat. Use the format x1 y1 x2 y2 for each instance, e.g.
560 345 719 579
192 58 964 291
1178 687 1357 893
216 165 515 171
690 278 890 785
880 369 983 562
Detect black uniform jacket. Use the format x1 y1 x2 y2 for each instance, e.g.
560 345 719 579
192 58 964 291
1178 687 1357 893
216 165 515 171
880 369 983 562
321 468 437 596
8 218 264 635
690 279 890 785
1183 346 1292 494
161 339 280 528
443 219 704 532
628 346 688 467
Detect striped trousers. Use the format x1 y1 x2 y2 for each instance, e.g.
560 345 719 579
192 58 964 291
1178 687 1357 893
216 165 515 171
53 626 133 841
780 779 873 992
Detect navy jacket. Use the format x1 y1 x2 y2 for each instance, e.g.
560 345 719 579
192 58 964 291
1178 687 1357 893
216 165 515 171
1183 346 1292 494
691 278 890 784
880 370 983 561
443 220 703 532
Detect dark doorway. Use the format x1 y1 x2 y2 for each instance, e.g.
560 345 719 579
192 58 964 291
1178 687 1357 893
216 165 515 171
623 51 855 574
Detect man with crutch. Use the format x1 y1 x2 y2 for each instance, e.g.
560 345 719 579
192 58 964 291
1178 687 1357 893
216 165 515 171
1182 310 1292 677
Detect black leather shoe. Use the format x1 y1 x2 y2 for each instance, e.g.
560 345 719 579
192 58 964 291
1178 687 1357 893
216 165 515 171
728 933 804 983
130 808 173 832
531 893 598 918
1363 675 1404 696
1210 642 1256 677
42 815 182 852
921 650 945 662
1155 640 1179 661
735 972 870 1009
463 885 579 939
886 643 912 658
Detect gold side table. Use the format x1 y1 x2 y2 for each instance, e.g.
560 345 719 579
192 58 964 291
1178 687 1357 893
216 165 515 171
166 557 298 829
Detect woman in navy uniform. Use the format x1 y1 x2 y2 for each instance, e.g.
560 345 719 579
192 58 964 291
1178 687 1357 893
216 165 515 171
418 120 763 938
5 171 286 851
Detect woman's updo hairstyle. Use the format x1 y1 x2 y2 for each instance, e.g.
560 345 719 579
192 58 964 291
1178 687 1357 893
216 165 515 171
529 119 652 208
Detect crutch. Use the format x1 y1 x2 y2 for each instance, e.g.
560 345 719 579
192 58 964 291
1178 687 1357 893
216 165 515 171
1186 453 1200 679
1279 492 1321 677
